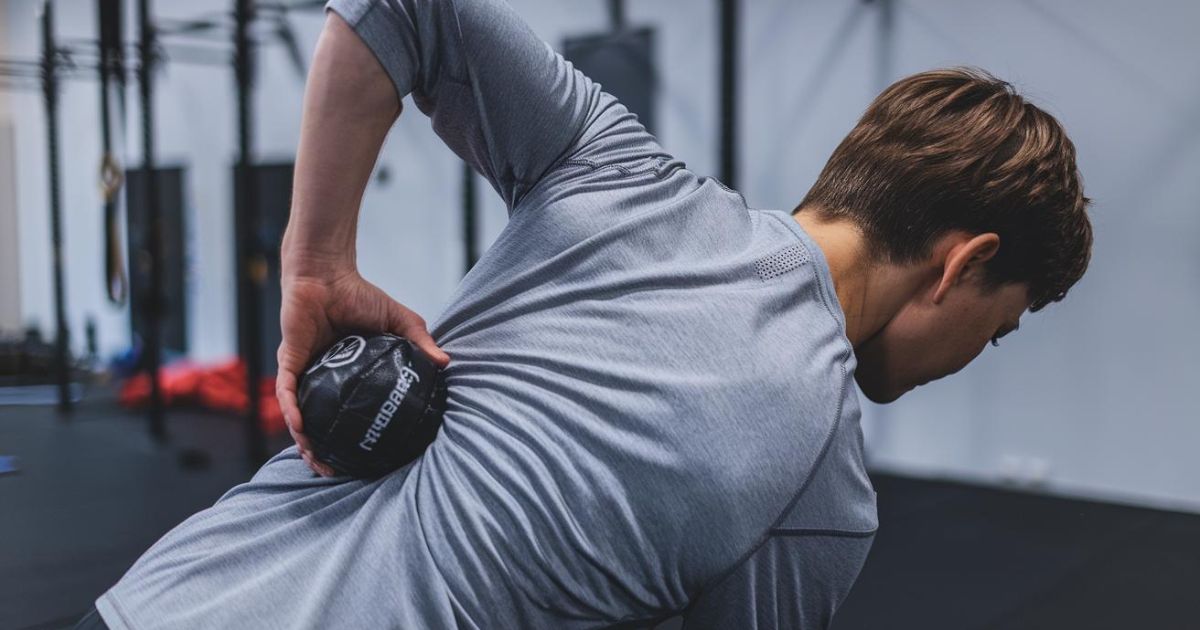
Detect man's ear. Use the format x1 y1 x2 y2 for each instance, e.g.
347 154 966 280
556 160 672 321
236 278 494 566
931 232 1001 304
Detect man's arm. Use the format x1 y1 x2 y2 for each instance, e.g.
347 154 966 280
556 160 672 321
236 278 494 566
280 0 665 474
282 11 396 277
277 12 449 476
325 0 666 212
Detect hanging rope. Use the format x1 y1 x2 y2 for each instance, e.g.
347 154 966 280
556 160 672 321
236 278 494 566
98 0 128 306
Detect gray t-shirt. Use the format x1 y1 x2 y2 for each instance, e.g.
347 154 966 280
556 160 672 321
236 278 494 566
95 0 877 628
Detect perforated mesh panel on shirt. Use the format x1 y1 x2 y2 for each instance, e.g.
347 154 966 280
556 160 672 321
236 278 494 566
755 244 811 281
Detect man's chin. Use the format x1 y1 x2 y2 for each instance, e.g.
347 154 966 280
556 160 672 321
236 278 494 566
855 374 909 404
863 388 906 405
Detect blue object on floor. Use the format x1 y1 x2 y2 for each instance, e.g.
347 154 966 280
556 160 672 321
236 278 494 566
0 455 18 475
0 383 83 406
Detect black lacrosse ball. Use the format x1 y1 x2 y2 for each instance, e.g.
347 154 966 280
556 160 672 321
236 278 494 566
297 333 448 478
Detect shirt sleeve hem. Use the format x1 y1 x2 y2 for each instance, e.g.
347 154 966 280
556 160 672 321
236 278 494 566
96 591 136 630
326 0 412 106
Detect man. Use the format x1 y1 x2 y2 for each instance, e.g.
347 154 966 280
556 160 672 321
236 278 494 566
87 0 1092 628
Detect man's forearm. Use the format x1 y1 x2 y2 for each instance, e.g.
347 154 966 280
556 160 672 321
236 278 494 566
283 12 401 279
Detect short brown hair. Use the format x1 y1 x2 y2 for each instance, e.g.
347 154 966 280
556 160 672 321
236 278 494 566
793 66 1093 312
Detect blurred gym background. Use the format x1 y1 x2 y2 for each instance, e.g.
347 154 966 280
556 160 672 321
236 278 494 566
1 0 1197 628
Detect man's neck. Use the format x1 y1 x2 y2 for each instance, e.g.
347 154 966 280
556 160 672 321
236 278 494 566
791 210 919 348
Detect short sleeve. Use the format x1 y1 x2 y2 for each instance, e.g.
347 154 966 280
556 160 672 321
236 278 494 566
325 0 670 213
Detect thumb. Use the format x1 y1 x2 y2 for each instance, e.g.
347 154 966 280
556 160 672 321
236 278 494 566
386 302 450 369
405 325 451 369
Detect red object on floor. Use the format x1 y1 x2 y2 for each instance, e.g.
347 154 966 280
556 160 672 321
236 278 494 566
119 359 285 435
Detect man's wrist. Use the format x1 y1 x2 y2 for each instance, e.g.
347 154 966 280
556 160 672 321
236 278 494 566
280 244 358 282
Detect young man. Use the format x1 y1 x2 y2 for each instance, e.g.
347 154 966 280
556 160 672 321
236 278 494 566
87 0 1092 628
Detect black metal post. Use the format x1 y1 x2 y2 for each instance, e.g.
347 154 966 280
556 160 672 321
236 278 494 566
718 0 739 191
874 0 895 93
235 0 267 465
608 0 626 32
462 164 478 273
138 0 167 441
40 0 71 413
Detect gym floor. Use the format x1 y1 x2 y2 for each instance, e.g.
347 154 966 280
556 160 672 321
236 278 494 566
2 390 1197 630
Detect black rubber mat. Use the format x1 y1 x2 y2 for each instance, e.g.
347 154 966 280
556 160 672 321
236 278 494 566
832 474 1200 630
0 389 291 629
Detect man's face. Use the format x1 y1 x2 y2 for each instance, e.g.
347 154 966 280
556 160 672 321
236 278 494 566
853 277 1031 404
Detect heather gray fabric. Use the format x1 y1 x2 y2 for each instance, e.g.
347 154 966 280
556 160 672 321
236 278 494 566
95 0 877 627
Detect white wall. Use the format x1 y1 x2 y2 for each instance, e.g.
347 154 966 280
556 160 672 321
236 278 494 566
6 0 1199 512
6 0 368 361
3 0 718 359
5 1 292 360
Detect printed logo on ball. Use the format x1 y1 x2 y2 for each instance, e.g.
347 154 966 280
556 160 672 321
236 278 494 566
359 363 421 452
306 335 367 374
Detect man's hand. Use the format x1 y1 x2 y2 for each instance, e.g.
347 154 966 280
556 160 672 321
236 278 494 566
276 266 450 477
278 13 437 477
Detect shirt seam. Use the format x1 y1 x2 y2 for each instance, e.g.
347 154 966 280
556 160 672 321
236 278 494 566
593 213 854 629
677 348 855 618
327 1 404 104
710 176 749 208
342 0 476 93
353 0 674 214
353 0 533 195
769 527 879 539
674 211 859 618
558 156 672 179
513 155 673 221
760 210 851 340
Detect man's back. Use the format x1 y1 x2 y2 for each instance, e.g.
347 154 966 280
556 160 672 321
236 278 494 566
96 0 876 627
98 156 875 630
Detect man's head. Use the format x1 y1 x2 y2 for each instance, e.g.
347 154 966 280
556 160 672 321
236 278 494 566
793 67 1093 403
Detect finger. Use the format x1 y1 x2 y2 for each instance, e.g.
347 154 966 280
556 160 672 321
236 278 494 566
279 396 311 451
404 325 451 369
294 430 315 456
298 442 334 477
301 451 317 475
275 368 304 434
302 452 326 477
305 452 329 477
385 304 450 368
288 422 315 456
283 409 315 455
